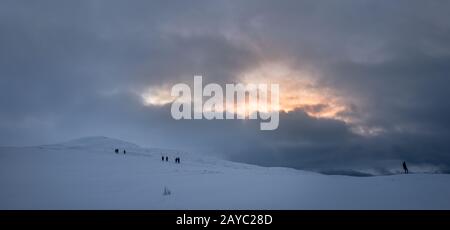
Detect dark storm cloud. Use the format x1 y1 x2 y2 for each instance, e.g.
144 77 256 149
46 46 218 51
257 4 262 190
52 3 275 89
1 0 450 174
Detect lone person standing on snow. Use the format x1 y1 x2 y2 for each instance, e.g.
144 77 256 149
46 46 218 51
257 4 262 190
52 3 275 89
402 161 409 174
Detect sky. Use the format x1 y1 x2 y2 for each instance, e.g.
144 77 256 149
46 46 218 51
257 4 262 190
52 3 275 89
1 0 450 174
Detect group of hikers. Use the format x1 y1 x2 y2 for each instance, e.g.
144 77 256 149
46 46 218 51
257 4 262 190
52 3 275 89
113 148 181 164
162 155 181 164
114 148 126 154
113 149 181 164
113 147 408 173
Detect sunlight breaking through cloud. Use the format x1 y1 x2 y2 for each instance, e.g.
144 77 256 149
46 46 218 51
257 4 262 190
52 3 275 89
141 62 352 124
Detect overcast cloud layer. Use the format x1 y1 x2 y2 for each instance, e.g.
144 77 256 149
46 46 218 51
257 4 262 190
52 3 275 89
1 0 450 175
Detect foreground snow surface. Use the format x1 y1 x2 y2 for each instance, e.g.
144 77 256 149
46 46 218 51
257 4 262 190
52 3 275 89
1 137 450 210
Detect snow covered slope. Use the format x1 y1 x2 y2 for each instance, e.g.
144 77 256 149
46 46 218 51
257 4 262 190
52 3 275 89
1 136 450 209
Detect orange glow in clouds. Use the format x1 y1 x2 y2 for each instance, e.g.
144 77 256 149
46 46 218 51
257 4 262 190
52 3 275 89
238 62 349 121
141 62 350 122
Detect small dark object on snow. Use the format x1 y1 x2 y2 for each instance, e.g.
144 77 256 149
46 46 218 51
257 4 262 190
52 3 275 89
165 156 168 162
163 186 171 196
114 149 119 154
123 150 126 154
402 161 409 174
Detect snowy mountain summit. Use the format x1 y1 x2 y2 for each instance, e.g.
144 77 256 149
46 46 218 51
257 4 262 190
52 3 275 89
56 136 141 151
1 136 450 209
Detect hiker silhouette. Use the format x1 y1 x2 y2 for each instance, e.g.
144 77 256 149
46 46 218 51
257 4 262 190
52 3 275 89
402 161 409 174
